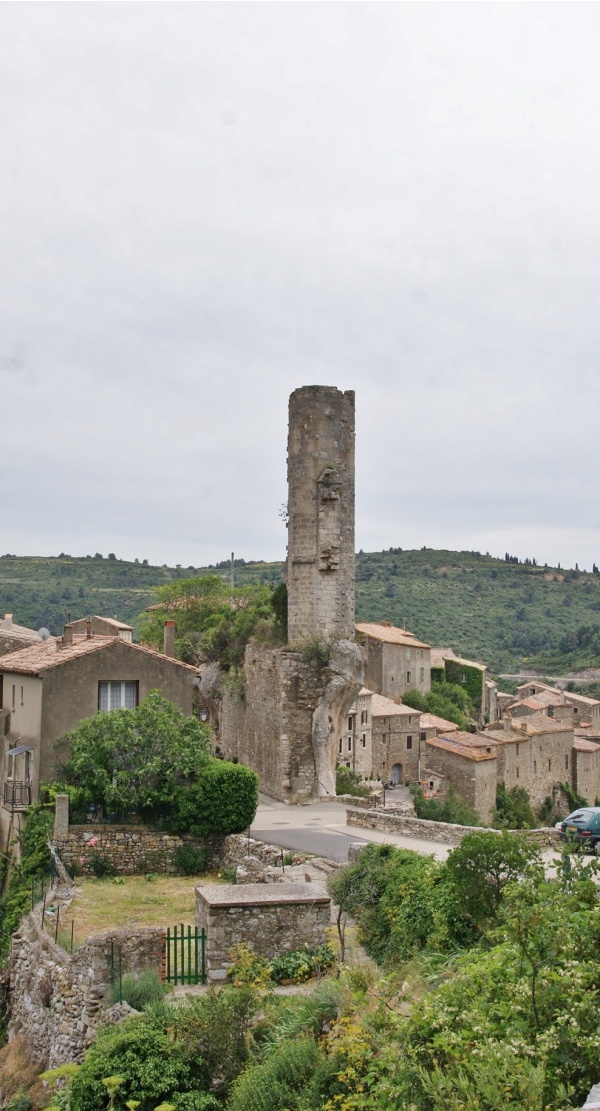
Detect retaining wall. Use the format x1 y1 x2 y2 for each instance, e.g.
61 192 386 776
54 826 290 876
346 808 561 847
9 911 164 1066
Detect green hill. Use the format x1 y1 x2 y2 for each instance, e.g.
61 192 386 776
2 549 600 676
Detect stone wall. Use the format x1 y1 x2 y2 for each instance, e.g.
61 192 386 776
346 807 561 847
55 825 292 876
9 911 164 1066
195 881 331 981
221 640 362 801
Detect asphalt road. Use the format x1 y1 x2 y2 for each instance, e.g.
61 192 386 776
250 796 451 863
251 825 366 863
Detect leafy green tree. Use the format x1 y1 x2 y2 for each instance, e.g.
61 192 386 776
403 681 475 729
411 785 481 826
169 761 258 836
443 830 540 938
59 692 211 818
140 576 282 668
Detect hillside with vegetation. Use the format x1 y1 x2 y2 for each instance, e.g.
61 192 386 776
3 548 600 675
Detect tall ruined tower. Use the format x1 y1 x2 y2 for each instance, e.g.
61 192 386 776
287 386 355 643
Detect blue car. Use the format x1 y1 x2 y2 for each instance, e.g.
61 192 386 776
560 807 600 852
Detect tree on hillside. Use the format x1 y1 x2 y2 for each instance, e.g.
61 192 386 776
402 680 475 728
140 575 284 668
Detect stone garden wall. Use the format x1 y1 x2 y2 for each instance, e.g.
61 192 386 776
9 910 164 1066
54 825 289 876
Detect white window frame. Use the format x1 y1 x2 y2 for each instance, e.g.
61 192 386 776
98 681 138 712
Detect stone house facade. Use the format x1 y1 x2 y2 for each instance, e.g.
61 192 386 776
341 688 418 781
572 737 600 804
423 733 498 824
0 614 41 657
356 623 431 702
0 622 198 845
485 714 575 809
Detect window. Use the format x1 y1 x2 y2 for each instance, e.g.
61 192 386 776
361 733 366 748
405 671 412 684
530 688 536 696
406 649 411 660
573 707 579 715
348 715 353 731
338 738 343 754
565 754 569 770
420 731 426 741
534 760 537 773
11 685 15 712
20 686 23 707
407 735 413 750
420 650 424 660
345 761 351 768
461 671 466 683
98 681 138 711
516 767 520 779
516 743 520 756
347 736 352 751
420 667 424 683
548 759 552 772
361 710 368 725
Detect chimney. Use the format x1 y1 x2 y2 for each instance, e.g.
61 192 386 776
86 617 92 640
163 620 176 658
503 717 512 731
560 689 565 704
62 624 74 647
3 614 12 628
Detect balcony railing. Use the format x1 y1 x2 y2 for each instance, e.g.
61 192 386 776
4 781 31 809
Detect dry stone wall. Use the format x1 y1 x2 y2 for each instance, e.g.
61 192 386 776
55 825 290 876
9 911 164 1066
346 807 561 847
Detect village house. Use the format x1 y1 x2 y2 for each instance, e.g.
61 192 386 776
423 732 498 824
342 688 419 783
572 737 600 805
356 623 431 701
0 618 198 845
485 713 575 809
513 681 600 726
0 615 42 657
431 647 488 727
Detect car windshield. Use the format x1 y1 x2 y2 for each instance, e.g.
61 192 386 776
565 810 595 823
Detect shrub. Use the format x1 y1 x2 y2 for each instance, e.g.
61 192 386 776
411 785 481 827
170 761 258 836
493 783 536 828
173 844 209 876
227 1035 324 1111
111 970 168 1010
87 850 114 878
269 945 335 984
335 766 369 798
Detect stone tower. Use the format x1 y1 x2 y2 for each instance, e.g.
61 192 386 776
287 386 355 643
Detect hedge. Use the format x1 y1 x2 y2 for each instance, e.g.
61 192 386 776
171 760 259 836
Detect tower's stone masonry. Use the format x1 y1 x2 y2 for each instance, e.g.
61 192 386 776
220 385 363 800
287 386 355 643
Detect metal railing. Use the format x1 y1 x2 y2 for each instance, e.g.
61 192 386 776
4 781 31 808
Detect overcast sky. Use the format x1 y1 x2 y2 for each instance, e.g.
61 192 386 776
2 3 599 570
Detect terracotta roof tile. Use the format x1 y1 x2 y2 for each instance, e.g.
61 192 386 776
419 712 459 732
0 636 198 675
425 735 497 762
355 623 430 649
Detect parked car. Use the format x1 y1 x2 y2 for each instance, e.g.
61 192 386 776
559 806 600 852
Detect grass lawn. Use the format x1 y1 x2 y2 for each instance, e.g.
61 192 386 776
62 874 219 946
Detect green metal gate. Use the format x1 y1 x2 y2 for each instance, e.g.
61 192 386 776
165 924 206 985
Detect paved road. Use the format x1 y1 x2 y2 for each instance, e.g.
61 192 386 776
251 796 451 863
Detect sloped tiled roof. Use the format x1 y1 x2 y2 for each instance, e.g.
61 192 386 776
426 734 497 762
573 737 599 753
0 635 198 675
370 693 417 719
355 623 430 649
514 713 572 736
419 712 459 733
